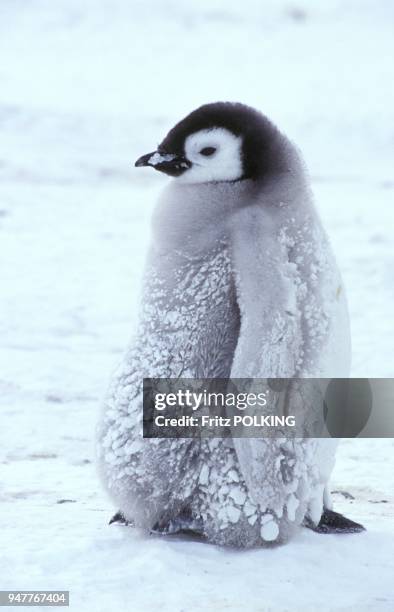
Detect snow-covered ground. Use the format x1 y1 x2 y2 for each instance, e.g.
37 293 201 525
1 1 393 610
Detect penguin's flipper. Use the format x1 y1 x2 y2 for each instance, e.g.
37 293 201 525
304 508 365 534
109 511 134 526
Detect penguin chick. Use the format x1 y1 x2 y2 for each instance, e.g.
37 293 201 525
97 102 355 548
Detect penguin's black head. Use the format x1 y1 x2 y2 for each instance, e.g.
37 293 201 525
135 102 289 183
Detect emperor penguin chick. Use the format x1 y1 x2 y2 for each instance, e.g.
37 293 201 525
97 102 356 548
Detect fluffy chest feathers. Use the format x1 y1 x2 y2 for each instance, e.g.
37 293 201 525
140 243 240 377
150 180 253 254
134 180 251 377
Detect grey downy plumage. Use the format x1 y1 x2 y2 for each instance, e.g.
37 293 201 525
97 102 361 547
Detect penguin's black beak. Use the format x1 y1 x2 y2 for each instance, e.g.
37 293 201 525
134 150 191 177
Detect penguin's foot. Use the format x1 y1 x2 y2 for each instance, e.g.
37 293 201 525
109 511 134 526
151 510 204 537
304 508 365 534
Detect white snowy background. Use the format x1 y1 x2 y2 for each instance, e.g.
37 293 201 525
1 0 393 610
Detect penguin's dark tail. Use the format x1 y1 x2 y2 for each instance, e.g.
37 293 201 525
304 508 365 534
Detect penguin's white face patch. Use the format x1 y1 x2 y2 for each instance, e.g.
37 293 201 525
178 128 243 184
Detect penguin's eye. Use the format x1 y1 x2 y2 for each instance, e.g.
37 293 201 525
199 146 216 157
